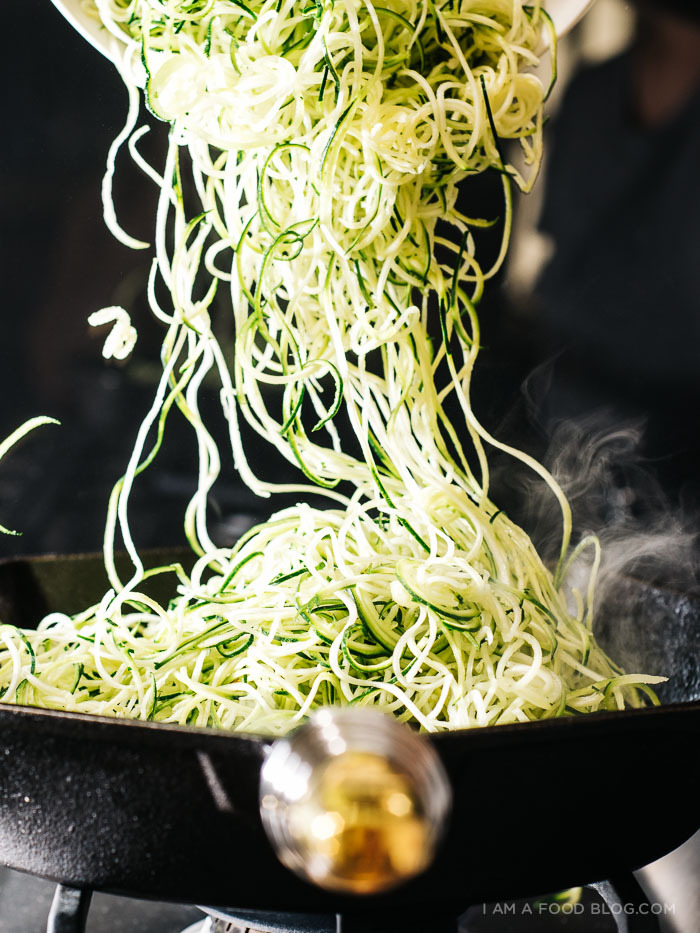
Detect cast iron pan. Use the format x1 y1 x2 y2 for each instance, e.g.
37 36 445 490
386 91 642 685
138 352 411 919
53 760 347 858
0 550 698 914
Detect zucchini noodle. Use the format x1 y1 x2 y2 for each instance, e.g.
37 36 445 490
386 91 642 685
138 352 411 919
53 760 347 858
0 418 60 536
0 0 663 733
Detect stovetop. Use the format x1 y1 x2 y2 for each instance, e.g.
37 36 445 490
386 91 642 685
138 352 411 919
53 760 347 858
3 831 699 933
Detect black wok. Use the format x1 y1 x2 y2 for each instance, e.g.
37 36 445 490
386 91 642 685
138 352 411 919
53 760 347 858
0 550 698 915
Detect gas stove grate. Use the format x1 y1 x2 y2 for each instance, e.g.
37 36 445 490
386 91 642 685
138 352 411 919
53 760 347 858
44 879 663 933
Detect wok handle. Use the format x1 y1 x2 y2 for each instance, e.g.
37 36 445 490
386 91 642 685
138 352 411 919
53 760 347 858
47 885 92 933
260 708 451 895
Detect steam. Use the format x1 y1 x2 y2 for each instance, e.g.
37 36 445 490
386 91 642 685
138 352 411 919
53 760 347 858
491 401 696 586
489 407 700 701
544 413 696 598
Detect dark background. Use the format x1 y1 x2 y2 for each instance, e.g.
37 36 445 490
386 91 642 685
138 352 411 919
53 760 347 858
1 1 167 555
0 0 274 557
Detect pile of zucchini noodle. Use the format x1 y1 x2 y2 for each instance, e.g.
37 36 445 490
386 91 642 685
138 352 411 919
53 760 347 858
0 0 662 733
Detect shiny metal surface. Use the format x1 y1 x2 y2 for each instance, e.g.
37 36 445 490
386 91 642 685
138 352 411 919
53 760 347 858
259 709 451 894
637 829 700 933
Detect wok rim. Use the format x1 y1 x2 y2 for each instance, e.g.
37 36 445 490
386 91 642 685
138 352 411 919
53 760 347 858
1 694 698 748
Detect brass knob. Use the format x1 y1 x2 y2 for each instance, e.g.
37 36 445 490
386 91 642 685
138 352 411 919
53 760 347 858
259 709 451 894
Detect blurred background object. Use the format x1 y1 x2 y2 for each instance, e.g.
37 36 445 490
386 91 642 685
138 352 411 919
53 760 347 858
533 0 700 514
482 0 700 532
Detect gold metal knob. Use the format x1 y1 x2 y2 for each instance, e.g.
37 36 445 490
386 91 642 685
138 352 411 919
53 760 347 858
259 709 451 894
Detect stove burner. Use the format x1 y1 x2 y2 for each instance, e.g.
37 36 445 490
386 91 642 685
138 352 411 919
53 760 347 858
182 913 335 933
200 910 335 933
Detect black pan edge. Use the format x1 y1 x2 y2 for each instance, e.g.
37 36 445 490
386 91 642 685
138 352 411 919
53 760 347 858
0 696 698 749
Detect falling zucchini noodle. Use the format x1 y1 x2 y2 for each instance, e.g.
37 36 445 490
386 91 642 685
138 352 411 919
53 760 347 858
0 418 60 537
0 0 663 732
